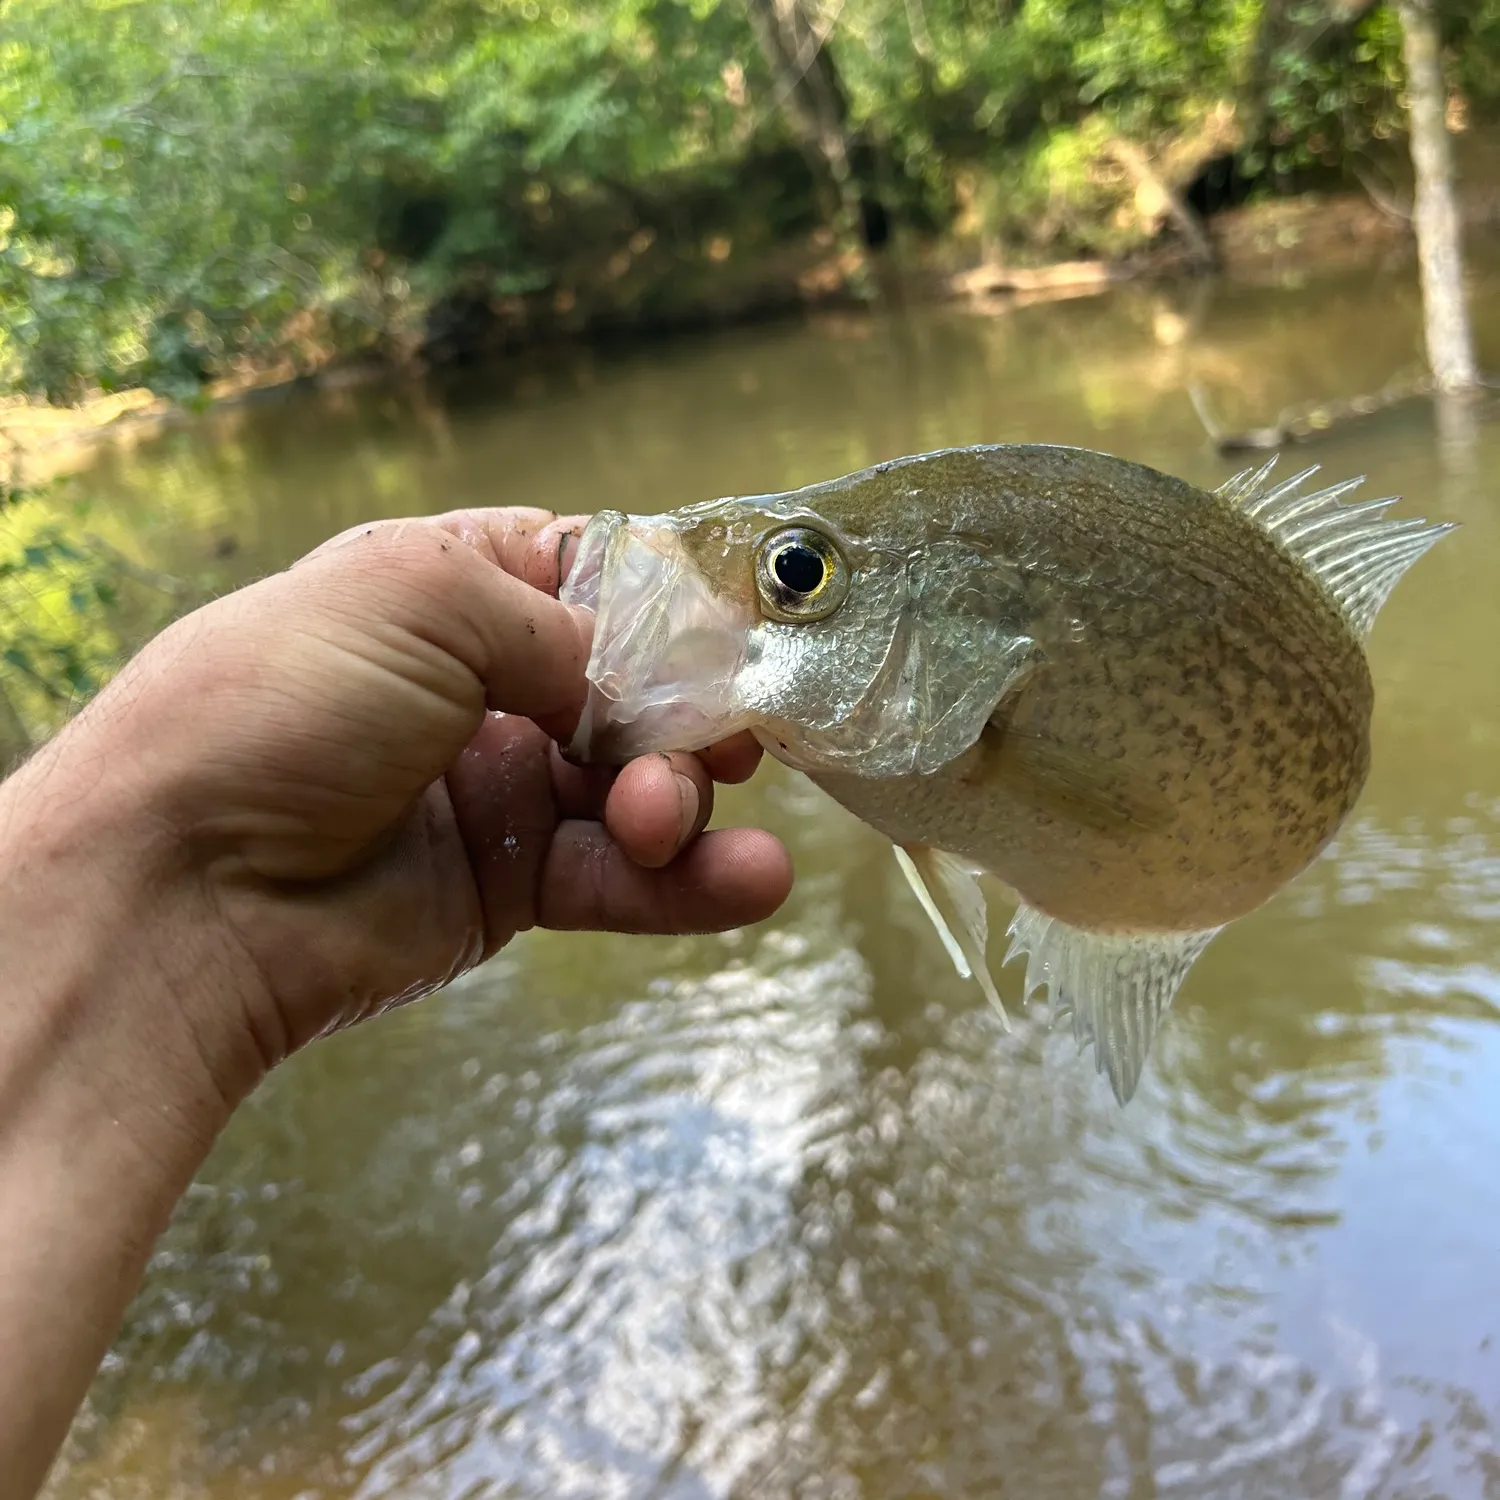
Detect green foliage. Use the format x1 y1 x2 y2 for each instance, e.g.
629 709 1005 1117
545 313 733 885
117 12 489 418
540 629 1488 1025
973 117 1141 260
0 467 232 760
1248 2 1500 180
1249 3 1405 176
0 481 137 747
2 0 1498 398
819 0 1258 224
0 1 381 400
0 0 765 401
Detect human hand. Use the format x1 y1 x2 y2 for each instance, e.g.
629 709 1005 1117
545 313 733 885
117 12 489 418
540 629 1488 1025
4 506 793 1111
0 504 796 1497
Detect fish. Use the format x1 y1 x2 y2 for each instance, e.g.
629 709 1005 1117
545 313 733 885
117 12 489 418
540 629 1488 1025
558 444 1453 1104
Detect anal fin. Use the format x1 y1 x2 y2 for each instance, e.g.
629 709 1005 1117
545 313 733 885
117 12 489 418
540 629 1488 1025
894 845 1009 1029
1002 903 1221 1104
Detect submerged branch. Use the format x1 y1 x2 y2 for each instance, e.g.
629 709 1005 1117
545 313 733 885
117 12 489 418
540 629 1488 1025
1188 370 1437 453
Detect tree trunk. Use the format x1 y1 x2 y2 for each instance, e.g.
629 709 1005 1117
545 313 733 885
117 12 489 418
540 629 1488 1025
1396 0 1480 391
744 0 854 197
743 0 889 251
1241 0 1292 165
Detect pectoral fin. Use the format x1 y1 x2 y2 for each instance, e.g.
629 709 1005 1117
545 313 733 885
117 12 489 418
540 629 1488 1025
1002 902 1221 1104
987 724 1175 839
894 844 1009 1028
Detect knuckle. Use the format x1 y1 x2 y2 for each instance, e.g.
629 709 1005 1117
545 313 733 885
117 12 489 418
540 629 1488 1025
321 525 494 619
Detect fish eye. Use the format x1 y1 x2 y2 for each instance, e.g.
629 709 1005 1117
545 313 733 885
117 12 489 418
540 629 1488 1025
755 526 849 623
774 543 825 595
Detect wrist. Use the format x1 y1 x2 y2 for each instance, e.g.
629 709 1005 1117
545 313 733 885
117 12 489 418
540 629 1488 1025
0 713 272 1497
0 714 269 1171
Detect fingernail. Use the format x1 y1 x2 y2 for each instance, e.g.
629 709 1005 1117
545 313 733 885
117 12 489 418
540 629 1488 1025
674 772 700 844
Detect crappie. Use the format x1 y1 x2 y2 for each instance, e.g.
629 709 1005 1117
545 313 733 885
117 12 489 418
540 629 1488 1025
560 445 1452 1104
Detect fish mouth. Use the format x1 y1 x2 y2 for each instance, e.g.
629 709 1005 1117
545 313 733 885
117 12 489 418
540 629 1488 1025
560 509 758 764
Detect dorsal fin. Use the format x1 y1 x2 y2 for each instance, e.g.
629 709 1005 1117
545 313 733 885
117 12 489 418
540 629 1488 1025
1213 458 1454 639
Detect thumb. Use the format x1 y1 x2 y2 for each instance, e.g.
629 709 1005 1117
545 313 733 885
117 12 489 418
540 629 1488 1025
287 519 594 738
78 516 597 883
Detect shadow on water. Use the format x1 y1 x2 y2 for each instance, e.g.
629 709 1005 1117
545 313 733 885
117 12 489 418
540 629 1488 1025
37 253 1500 1499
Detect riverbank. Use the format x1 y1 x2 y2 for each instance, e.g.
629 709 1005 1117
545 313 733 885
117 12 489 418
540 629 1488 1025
0 188 1448 487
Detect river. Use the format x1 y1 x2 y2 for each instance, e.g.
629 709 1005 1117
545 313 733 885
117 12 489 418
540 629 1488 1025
35 262 1500 1498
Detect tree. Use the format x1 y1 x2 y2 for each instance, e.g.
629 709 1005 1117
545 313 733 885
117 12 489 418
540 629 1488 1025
1395 0 1481 391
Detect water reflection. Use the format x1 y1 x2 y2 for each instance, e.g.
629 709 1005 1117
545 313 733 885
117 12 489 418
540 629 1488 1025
40 260 1500 1499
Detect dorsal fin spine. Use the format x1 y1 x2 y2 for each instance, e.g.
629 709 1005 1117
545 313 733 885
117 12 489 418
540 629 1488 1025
1212 456 1453 641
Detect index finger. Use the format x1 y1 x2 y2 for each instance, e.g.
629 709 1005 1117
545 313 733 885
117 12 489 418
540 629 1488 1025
428 509 588 597
306 507 588 597
287 522 592 735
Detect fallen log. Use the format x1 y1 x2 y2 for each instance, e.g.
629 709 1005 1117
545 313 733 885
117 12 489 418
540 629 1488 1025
949 259 1132 298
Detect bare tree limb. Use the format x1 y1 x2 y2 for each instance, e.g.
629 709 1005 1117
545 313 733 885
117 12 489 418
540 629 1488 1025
744 0 865 236
1350 158 1412 223
1105 137 1216 270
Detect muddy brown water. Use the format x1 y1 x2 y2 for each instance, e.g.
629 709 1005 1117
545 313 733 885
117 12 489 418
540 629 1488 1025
31 261 1500 1498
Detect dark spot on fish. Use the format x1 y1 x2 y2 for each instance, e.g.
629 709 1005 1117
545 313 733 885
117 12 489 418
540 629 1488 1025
526 621 535 635
1270 796 1301 828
